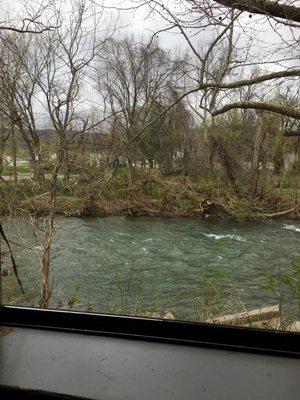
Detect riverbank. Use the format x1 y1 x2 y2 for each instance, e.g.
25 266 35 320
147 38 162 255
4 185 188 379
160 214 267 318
1 169 299 220
18 193 300 220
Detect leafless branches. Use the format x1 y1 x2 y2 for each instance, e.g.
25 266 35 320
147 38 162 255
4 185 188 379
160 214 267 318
0 0 61 34
212 0 300 25
93 35 186 183
134 0 300 121
212 101 300 119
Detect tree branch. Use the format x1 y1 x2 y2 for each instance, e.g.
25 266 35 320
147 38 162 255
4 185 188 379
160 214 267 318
203 69 300 90
0 25 59 34
213 0 300 24
212 101 300 119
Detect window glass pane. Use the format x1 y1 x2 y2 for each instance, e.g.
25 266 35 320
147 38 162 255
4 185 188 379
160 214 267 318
1 0 299 333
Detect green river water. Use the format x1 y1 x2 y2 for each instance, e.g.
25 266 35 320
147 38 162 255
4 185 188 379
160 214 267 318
2 217 300 321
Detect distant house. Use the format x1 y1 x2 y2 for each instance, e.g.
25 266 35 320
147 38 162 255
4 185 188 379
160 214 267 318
42 130 127 167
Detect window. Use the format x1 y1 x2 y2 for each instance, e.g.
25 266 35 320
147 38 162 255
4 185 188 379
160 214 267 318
0 0 299 338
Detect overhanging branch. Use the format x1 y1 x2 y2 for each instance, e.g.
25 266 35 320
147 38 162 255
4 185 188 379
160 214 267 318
0 25 59 34
212 101 300 119
202 69 300 90
214 0 300 24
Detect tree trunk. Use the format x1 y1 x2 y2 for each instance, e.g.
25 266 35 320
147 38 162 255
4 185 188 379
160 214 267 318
251 119 266 196
0 123 4 179
148 158 154 169
211 134 239 193
61 143 70 186
209 138 217 170
125 128 135 186
39 219 52 308
126 151 135 186
11 126 18 183
39 162 59 308
33 152 46 185
295 137 300 171
80 135 86 170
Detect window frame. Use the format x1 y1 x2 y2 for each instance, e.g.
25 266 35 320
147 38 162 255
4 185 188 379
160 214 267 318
0 305 299 358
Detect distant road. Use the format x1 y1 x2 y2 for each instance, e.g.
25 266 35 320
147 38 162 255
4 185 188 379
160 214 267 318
1 173 64 181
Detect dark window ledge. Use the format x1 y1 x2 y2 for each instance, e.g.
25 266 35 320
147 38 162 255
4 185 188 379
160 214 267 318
0 386 90 400
1 305 299 358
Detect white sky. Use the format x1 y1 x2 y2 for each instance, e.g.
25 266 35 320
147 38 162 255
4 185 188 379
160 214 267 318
1 0 297 56
0 0 298 126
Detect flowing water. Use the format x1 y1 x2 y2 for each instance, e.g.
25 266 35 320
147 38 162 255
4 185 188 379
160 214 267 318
2 217 300 321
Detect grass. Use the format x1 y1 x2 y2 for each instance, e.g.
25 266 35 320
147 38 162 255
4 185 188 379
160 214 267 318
0 167 299 220
2 256 299 330
2 165 32 174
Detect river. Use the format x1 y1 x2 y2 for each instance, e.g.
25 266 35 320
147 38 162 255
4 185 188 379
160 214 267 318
2 217 300 321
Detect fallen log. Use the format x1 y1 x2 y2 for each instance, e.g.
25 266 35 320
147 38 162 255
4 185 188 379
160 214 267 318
206 305 280 325
287 321 300 332
259 207 296 218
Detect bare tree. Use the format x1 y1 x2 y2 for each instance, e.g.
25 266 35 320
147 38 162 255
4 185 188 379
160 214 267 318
139 1 300 121
0 34 49 183
0 0 60 33
34 0 116 307
94 36 185 184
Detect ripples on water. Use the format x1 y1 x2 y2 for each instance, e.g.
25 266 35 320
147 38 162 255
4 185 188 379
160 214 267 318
3 217 300 321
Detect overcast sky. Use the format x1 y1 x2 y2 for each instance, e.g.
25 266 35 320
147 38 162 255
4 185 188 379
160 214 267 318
0 0 187 48
1 0 298 126
1 0 297 61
